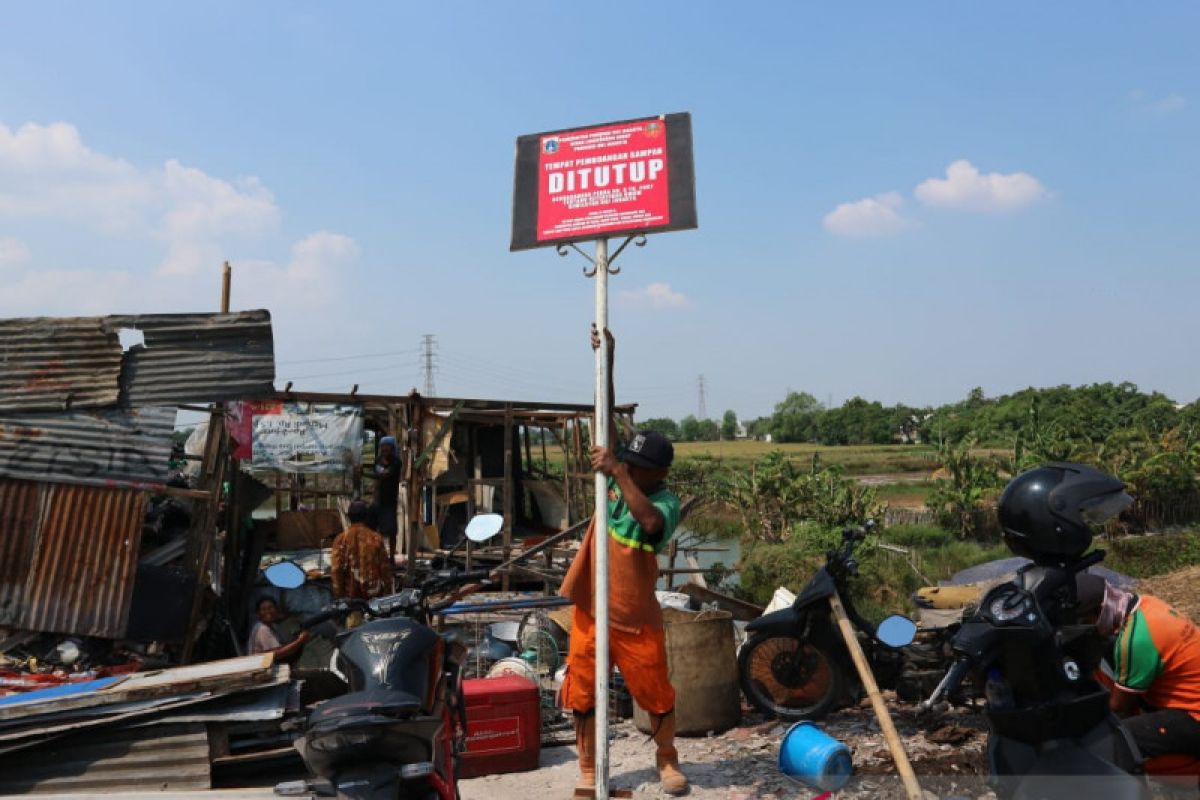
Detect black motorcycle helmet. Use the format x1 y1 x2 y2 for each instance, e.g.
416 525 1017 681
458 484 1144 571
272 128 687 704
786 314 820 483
997 462 1132 563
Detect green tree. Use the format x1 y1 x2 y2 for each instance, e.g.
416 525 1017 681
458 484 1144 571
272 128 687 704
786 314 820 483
721 409 738 440
639 416 680 441
697 418 721 441
679 415 701 442
770 391 823 443
747 416 772 439
927 438 1003 537
716 451 883 544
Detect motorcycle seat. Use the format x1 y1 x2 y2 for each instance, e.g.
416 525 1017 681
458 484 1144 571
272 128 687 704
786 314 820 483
309 687 425 724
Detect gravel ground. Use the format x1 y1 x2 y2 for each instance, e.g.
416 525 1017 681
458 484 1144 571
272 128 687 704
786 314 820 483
460 697 997 800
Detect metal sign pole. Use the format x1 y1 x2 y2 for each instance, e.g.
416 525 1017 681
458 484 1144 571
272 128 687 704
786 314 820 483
592 236 611 800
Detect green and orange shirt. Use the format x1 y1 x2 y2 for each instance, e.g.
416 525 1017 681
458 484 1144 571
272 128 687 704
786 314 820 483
1113 595 1200 722
560 478 681 633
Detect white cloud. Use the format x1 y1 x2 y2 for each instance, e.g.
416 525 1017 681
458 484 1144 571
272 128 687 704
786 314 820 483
0 230 360 322
0 237 30 268
0 267 138 316
236 232 361 312
822 192 912 238
619 282 690 309
1130 90 1187 115
914 160 1046 212
161 159 278 240
1151 94 1187 113
0 121 132 175
0 120 363 361
0 121 280 271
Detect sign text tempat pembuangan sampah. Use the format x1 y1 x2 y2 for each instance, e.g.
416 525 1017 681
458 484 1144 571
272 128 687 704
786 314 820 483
510 113 697 251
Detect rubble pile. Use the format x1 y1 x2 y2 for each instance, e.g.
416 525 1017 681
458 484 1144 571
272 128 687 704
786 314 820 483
0 654 300 794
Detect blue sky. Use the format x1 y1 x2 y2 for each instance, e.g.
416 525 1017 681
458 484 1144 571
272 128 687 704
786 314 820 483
1 3 1197 421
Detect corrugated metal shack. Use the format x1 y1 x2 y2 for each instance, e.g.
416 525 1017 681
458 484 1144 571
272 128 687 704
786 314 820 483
246 390 636 591
0 311 275 653
1 309 629 653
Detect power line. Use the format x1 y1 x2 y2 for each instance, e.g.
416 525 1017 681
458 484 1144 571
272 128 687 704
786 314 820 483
421 334 438 396
697 374 707 420
275 347 419 366
282 358 414 382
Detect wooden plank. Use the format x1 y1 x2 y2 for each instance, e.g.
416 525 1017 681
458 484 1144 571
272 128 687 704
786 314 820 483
502 404 514 592
0 655 276 722
677 584 765 622
828 593 923 800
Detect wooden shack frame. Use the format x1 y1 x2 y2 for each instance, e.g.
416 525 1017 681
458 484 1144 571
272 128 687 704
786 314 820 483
252 390 637 588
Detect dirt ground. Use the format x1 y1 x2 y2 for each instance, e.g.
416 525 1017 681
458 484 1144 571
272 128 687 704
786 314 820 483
463 562 1200 800
461 697 995 800
1140 565 1200 623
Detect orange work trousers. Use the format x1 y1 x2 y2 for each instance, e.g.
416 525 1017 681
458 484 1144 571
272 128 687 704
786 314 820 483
561 607 675 716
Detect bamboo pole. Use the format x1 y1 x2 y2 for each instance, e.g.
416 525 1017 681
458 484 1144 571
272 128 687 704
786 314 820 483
827 594 923 800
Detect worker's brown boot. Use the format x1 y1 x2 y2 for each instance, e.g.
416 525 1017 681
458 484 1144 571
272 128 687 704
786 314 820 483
574 711 596 792
652 711 689 795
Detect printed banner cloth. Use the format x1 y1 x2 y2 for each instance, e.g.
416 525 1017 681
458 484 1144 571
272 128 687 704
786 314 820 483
244 401 363 474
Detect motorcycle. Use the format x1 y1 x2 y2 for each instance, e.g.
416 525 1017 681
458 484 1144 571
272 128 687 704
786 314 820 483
921 548 1151 799
269 514 503 800
738 520 932 721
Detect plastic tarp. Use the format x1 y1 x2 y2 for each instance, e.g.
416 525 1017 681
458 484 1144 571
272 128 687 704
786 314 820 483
944 556 1135 589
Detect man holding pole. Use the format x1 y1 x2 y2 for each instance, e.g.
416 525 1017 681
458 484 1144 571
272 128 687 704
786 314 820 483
559 325 688 796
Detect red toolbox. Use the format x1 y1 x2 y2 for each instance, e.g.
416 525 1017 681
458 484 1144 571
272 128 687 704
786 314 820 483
459 676 541 778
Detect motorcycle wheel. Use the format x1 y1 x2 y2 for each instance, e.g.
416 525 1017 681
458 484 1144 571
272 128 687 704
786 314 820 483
738 631 844 721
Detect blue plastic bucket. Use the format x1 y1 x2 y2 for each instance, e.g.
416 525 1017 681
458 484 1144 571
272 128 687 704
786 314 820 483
778 720 853 791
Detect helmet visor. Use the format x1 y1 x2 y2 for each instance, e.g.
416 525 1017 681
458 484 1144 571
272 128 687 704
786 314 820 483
1080 491 1133 526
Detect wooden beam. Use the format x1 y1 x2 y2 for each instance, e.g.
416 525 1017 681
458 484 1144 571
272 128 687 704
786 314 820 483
413 400 463 470
502 403 514 592
828 593 923 800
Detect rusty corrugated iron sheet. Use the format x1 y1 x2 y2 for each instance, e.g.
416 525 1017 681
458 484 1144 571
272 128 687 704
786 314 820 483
0 406 175 489
0 479 146 638
111 309 276 406
0 310 275 413
0 317 123 413
0 481 39 625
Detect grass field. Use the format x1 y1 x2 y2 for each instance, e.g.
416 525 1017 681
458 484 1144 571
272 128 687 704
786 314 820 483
672 440 940 475
530 440 992 509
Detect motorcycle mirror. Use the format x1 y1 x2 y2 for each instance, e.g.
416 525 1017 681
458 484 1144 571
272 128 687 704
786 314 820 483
465 513 503 543
264 561 306 589
876 615 918 648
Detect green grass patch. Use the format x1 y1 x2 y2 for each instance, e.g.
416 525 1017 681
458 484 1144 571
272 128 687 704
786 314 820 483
1096 531 1200 578
672 441 940 475
738 522 1011 618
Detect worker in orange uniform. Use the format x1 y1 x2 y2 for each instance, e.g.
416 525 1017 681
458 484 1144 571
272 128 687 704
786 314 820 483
559 325 687 796
1078 574 1200 787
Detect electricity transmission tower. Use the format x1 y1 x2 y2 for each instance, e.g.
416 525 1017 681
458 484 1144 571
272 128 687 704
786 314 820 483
697 374 707 420
420 334 438 396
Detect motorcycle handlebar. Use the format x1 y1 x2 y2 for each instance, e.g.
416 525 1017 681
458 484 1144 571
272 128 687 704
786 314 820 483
454 568 492 584
300 599 368 629
425 568 492 589
841 519 876 543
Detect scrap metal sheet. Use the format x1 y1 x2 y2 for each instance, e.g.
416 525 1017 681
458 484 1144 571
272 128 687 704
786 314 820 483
0 317 123 413
111 310 276 406
0 722 211 794
0 480 147 638
0 309 275 413
0 406 176 488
